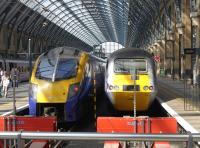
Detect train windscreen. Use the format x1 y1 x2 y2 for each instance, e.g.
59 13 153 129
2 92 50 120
55 58 78 80
36 57 78 81
36 57 55 80
114 58 147 73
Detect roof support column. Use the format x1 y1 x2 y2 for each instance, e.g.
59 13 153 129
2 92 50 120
190 0 200 84
0 26 7 53
181 0 192 82
9 30 17 57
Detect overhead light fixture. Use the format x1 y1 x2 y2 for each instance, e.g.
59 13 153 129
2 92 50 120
128 20 131 26
42 22 48 27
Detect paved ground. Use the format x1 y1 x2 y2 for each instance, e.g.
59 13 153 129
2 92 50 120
157 77 200 133
0 82 28 115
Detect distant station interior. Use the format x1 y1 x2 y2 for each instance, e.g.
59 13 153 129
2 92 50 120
1 0 200 148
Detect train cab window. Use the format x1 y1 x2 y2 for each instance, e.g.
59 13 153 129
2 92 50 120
36 57 78 80
114 58 147 73
55 58 78 80
36 58 56 80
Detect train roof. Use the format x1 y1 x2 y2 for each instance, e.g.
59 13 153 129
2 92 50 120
108 48 153 60
44 47 86 59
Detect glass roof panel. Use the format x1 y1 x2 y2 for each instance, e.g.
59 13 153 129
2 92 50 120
55 1 61 7
58 12 65 18
53 8 62 15
48 4 57 11
26 1 37 7
17 0 160 49
19 0 106 46
41 0 51 7
63 0 72 2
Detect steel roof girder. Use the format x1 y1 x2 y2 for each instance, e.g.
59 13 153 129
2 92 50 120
14 9 33 28
0 1 13 16
3 3 23 25
58 0 103 44
81 1 111 41
22 13 42 33
28 17 47 35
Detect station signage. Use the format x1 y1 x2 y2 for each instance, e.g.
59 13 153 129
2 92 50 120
154 55 160 62
184 48 200 55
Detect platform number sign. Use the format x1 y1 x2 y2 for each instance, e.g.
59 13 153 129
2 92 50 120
184 48 200 55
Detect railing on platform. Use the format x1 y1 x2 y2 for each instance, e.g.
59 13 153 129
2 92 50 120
184 79 200 111
0 132 199 148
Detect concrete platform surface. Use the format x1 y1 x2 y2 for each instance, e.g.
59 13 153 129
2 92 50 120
0 83 28 115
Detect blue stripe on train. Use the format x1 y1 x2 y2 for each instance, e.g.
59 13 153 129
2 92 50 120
65 77 92 122
29 96 37 115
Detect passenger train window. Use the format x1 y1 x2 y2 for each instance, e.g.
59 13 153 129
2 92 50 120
114 58 147 73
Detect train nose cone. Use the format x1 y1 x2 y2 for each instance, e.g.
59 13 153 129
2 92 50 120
37 81 69 103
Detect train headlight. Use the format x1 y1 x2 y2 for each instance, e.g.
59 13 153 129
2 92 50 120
108 85 113 90
108 85 119 90
68 83 80 99
143 86 148 90
149 86 153 90
29 83 38 100
113 85 119 90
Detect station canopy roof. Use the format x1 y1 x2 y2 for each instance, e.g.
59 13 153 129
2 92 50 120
0 0 160 49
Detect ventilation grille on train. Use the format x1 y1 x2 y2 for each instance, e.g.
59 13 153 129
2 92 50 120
123 85 140 91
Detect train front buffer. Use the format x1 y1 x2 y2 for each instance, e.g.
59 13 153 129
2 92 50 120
97 117 177 148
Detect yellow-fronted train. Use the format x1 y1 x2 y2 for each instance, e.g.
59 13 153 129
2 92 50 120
29 47 94 122
105 48 157 111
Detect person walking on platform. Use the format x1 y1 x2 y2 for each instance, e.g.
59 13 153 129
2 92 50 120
0 68 3 97
1 71 10 98
0 68 3 79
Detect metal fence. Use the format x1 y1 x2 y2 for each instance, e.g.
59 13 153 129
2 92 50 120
0 131 199 148
184 79 200 111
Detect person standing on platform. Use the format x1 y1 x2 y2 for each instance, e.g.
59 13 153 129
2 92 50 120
10 67 15 87
0 68 3 79
10 67 19 87
1 71 10 98
15 67 19 87
0 68 3 97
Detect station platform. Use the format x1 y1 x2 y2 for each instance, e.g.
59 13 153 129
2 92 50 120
157 77 200 133
0 83 28 115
